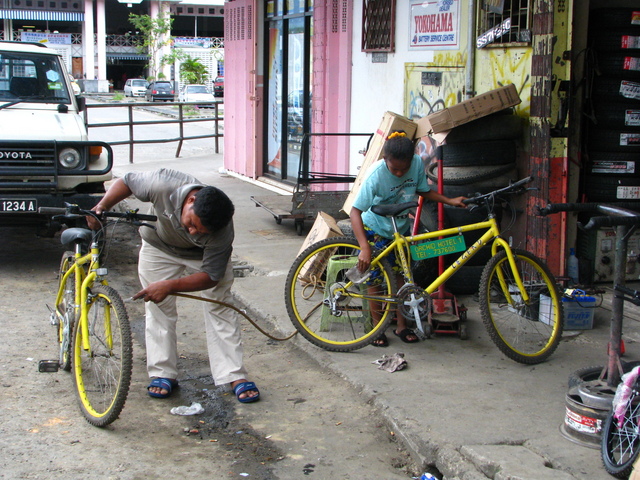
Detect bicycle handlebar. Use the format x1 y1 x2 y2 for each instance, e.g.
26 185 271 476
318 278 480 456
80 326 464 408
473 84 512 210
536 202 640 230
615 284 640 306
461 176 534 206
39 204 157 224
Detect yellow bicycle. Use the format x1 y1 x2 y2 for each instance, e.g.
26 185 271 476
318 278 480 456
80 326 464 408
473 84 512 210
284 177 564 364
38 204 156 427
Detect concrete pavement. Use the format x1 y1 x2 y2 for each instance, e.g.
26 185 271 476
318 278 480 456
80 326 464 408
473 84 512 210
107 142 640 479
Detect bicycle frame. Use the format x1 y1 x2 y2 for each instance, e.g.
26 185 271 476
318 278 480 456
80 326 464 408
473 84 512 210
366 215 530 304
56 240 107 353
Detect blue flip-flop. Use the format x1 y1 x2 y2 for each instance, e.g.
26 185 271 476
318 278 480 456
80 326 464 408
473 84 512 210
233 381 260 403
147 378 178 399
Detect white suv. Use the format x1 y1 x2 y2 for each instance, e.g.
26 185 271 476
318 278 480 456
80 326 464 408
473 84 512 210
124 78 148 97
0 41 112 234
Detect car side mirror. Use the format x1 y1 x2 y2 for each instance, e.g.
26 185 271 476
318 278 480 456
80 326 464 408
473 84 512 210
76 95 85 112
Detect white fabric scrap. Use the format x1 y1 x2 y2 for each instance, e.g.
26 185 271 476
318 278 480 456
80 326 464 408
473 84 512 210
170 402 205 415
372 352 407 372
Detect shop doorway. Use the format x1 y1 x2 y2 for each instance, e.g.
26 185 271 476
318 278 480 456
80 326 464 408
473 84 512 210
263 2 313 185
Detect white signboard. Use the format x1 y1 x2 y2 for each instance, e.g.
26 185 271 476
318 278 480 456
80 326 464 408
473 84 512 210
21 32 72 45
409 0 460 50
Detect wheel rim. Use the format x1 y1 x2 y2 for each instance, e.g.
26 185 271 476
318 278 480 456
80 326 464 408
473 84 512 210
603 390 640 476
286 239 396 349
481 251 562 362
73 291 126 421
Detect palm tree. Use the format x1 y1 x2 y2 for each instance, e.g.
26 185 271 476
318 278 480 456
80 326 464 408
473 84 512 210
180 56 209 85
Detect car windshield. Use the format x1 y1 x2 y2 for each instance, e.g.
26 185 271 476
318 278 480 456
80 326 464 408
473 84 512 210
188 86 208 93
0 51 71 104
132 80 146 86
155 82 172 87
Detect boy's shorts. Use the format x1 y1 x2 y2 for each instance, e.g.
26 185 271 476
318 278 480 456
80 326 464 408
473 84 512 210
363 225 407 284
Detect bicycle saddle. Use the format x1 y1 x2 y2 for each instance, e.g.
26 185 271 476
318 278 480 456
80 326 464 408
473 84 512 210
60 227 93 247
371 201 418 217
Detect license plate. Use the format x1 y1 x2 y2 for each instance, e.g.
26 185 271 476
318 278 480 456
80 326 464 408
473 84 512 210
0 199 37 213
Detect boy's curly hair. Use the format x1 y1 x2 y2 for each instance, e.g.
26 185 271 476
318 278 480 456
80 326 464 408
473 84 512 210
383 130 414 162
193 186 235 232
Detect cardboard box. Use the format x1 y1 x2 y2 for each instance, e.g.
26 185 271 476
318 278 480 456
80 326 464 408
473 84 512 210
540 294 596 330
342 112 417 215
415 84 521 136
297 212 343 283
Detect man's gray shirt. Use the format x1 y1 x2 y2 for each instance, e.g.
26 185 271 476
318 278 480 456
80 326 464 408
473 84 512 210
122 168 233 282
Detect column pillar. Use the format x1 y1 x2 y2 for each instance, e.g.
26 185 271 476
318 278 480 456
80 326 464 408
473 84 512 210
84 0 95 80
96 0 107 83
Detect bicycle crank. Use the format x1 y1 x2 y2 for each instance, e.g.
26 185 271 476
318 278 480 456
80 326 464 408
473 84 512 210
397 284 432 336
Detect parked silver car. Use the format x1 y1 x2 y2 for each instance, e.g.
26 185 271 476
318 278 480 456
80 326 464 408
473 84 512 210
123 78 148 97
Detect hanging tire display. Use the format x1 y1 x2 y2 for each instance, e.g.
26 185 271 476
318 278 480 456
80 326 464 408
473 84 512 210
445 264 483 295
589 8 640 29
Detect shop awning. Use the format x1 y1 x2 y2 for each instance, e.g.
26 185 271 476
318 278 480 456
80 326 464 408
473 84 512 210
106 53 148 61
0 9 84 21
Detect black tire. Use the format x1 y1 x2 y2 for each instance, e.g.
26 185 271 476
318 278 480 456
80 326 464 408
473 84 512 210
73 284 132 427
444 112 523 144
436 140 517 167
596 54 640 79
284 236 397 352
590 8 640 29
590 130 640 153
590 29 640 52
479 249 563 364
591 77 640 103
601 387 640 478
426 162 516 185
445 264 484 295
588 151 640 177
568 362 640 388
57 251 77 372
592 101 640 129
584 175 640 202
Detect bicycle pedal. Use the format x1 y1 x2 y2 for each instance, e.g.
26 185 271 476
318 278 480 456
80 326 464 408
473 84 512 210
38 360 60 373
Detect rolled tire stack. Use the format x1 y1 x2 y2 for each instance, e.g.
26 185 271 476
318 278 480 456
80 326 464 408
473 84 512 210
418 110 523 294
586 9 640 207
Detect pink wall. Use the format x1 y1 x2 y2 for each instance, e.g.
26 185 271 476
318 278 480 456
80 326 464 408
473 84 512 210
311 1 353 191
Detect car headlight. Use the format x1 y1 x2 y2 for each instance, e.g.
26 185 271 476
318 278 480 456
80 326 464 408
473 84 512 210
58 147 82 169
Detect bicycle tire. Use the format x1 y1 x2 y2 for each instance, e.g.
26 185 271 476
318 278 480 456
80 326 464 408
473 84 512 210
72 284 132 427
601 387 640 478
284 236 397 352
57 251 77 372
479 249 563 364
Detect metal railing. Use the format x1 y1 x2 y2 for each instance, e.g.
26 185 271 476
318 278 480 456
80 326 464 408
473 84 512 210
84 101 223 164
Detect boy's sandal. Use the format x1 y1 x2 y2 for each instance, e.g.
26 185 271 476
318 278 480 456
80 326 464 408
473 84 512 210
147 377 179 399
394 328 420 344
233 381 260 403
372 332 389 347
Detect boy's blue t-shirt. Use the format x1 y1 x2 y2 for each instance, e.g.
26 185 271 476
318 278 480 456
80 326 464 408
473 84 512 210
353 154 430 239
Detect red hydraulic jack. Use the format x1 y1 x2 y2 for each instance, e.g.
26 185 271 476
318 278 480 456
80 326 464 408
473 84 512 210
412 157 468 339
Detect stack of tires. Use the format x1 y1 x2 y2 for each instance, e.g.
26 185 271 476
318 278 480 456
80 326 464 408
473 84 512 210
417 110 523 294
585 8 640 208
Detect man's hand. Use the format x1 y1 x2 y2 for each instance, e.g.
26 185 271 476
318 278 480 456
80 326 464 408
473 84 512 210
133 280 174 303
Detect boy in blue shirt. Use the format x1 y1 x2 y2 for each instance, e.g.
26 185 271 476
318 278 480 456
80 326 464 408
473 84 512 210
350 131 466 346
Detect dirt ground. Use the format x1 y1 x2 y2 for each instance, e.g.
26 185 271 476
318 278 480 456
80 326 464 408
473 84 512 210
0 223 420 480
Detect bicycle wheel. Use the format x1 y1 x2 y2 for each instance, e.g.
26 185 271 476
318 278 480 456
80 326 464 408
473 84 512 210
56 251 76 372
479 249 563 364
72 284 132 427
284 236 397 352
601 388 640 478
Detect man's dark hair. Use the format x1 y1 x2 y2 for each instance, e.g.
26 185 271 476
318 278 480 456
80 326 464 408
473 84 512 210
383 131 414 162
193 186 235 232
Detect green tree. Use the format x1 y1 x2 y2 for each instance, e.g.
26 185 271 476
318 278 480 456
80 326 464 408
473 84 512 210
129 8 173 80
180 56 209 85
